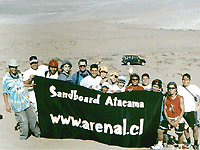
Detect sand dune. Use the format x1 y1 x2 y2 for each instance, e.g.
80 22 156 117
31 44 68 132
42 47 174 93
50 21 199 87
1 0 200 149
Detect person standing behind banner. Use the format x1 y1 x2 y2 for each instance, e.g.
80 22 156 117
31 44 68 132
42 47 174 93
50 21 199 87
72 59 90 85
125 73 144 91
80 64 102 91
23 56 48 113
58 60 73 82
151 79 165 122
111 76 126 93
140 73 151 91
151 82 185 149
99 66 109 85
45 60 59 79
109 72 119 91
3 59 40 140
177 73 200 150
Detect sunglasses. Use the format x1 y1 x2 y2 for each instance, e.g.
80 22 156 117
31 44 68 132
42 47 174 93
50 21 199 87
168 87 175 89
79 65 86 67
132 78 138 81
30 62 38 65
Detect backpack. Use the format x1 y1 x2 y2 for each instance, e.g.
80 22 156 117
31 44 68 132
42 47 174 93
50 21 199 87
75 70 91 85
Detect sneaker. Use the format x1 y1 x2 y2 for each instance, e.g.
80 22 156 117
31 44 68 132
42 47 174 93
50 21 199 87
185 143 191 149
15 122 20 131
193 144 199 150
151 144 163 149
163 142 168 148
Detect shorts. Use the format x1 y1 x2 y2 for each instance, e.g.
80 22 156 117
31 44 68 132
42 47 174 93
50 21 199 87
184 111 197 128
159 118 185 135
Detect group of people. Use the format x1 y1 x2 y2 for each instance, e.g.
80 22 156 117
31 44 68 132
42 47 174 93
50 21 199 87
2 56 200 150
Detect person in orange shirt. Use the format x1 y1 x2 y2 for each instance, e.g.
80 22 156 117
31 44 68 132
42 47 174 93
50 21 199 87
125 73 144 91
151 82 185 149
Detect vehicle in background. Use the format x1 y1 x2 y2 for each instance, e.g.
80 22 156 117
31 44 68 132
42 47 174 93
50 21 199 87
122 55 146 66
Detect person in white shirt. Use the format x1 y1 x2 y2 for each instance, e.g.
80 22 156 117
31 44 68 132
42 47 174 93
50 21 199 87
80 64 102 91
23 56 48 113
111 76 126 93
109 72 119 92
45 60 59 79
177 73 200 149
139 73 151 91
101 82 110 93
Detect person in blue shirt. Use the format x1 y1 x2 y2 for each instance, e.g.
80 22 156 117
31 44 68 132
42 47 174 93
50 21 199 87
72 59 90 85
3 59 40 140
58 60 73 82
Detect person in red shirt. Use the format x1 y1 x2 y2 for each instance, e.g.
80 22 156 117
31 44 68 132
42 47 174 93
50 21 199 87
151 82 185 149
125 73 144 91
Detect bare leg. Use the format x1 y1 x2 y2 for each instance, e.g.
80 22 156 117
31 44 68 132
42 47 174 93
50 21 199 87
193 126 198 141
158 129 164 141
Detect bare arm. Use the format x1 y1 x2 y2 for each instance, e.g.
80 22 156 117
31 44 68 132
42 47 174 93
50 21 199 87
3 93 11 113
175 97 185 125
23 75 36 87
163 97 171 123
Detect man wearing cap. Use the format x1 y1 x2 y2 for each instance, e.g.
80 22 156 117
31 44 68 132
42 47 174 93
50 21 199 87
3 59 40 140
101 82 110 93
125 73 144 91
58 60 73 81
80 64 102 91
99 66 109 85
72 59 90 85
45 60 59 79
151 82 185 149
23 56 48 113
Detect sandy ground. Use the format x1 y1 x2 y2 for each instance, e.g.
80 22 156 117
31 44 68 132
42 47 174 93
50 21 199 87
0 17 200 149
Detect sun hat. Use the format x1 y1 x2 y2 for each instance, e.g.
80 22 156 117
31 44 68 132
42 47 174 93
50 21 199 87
100 66 108 73
8 59 19 67
110 72 118 77
49 60 58 67
60 60 72 69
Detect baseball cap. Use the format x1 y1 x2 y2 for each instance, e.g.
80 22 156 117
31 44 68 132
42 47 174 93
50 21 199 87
118 76 126 83
49 60 58 67
29 56 38 64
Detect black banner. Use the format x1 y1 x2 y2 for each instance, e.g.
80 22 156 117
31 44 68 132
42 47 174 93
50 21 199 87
34 76 163 148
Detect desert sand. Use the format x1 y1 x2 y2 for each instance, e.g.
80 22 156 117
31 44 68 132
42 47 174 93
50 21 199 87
0 12 200 150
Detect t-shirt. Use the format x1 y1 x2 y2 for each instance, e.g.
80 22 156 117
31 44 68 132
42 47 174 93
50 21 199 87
45 71 59 79
80 76 102 91
23 65 48 80
58 73 72 81
110 84 125 92
125 85 144 91
139 83 151 91
178 84 200 112
3 72 31 112
165 95 182 118
23 65 48 90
